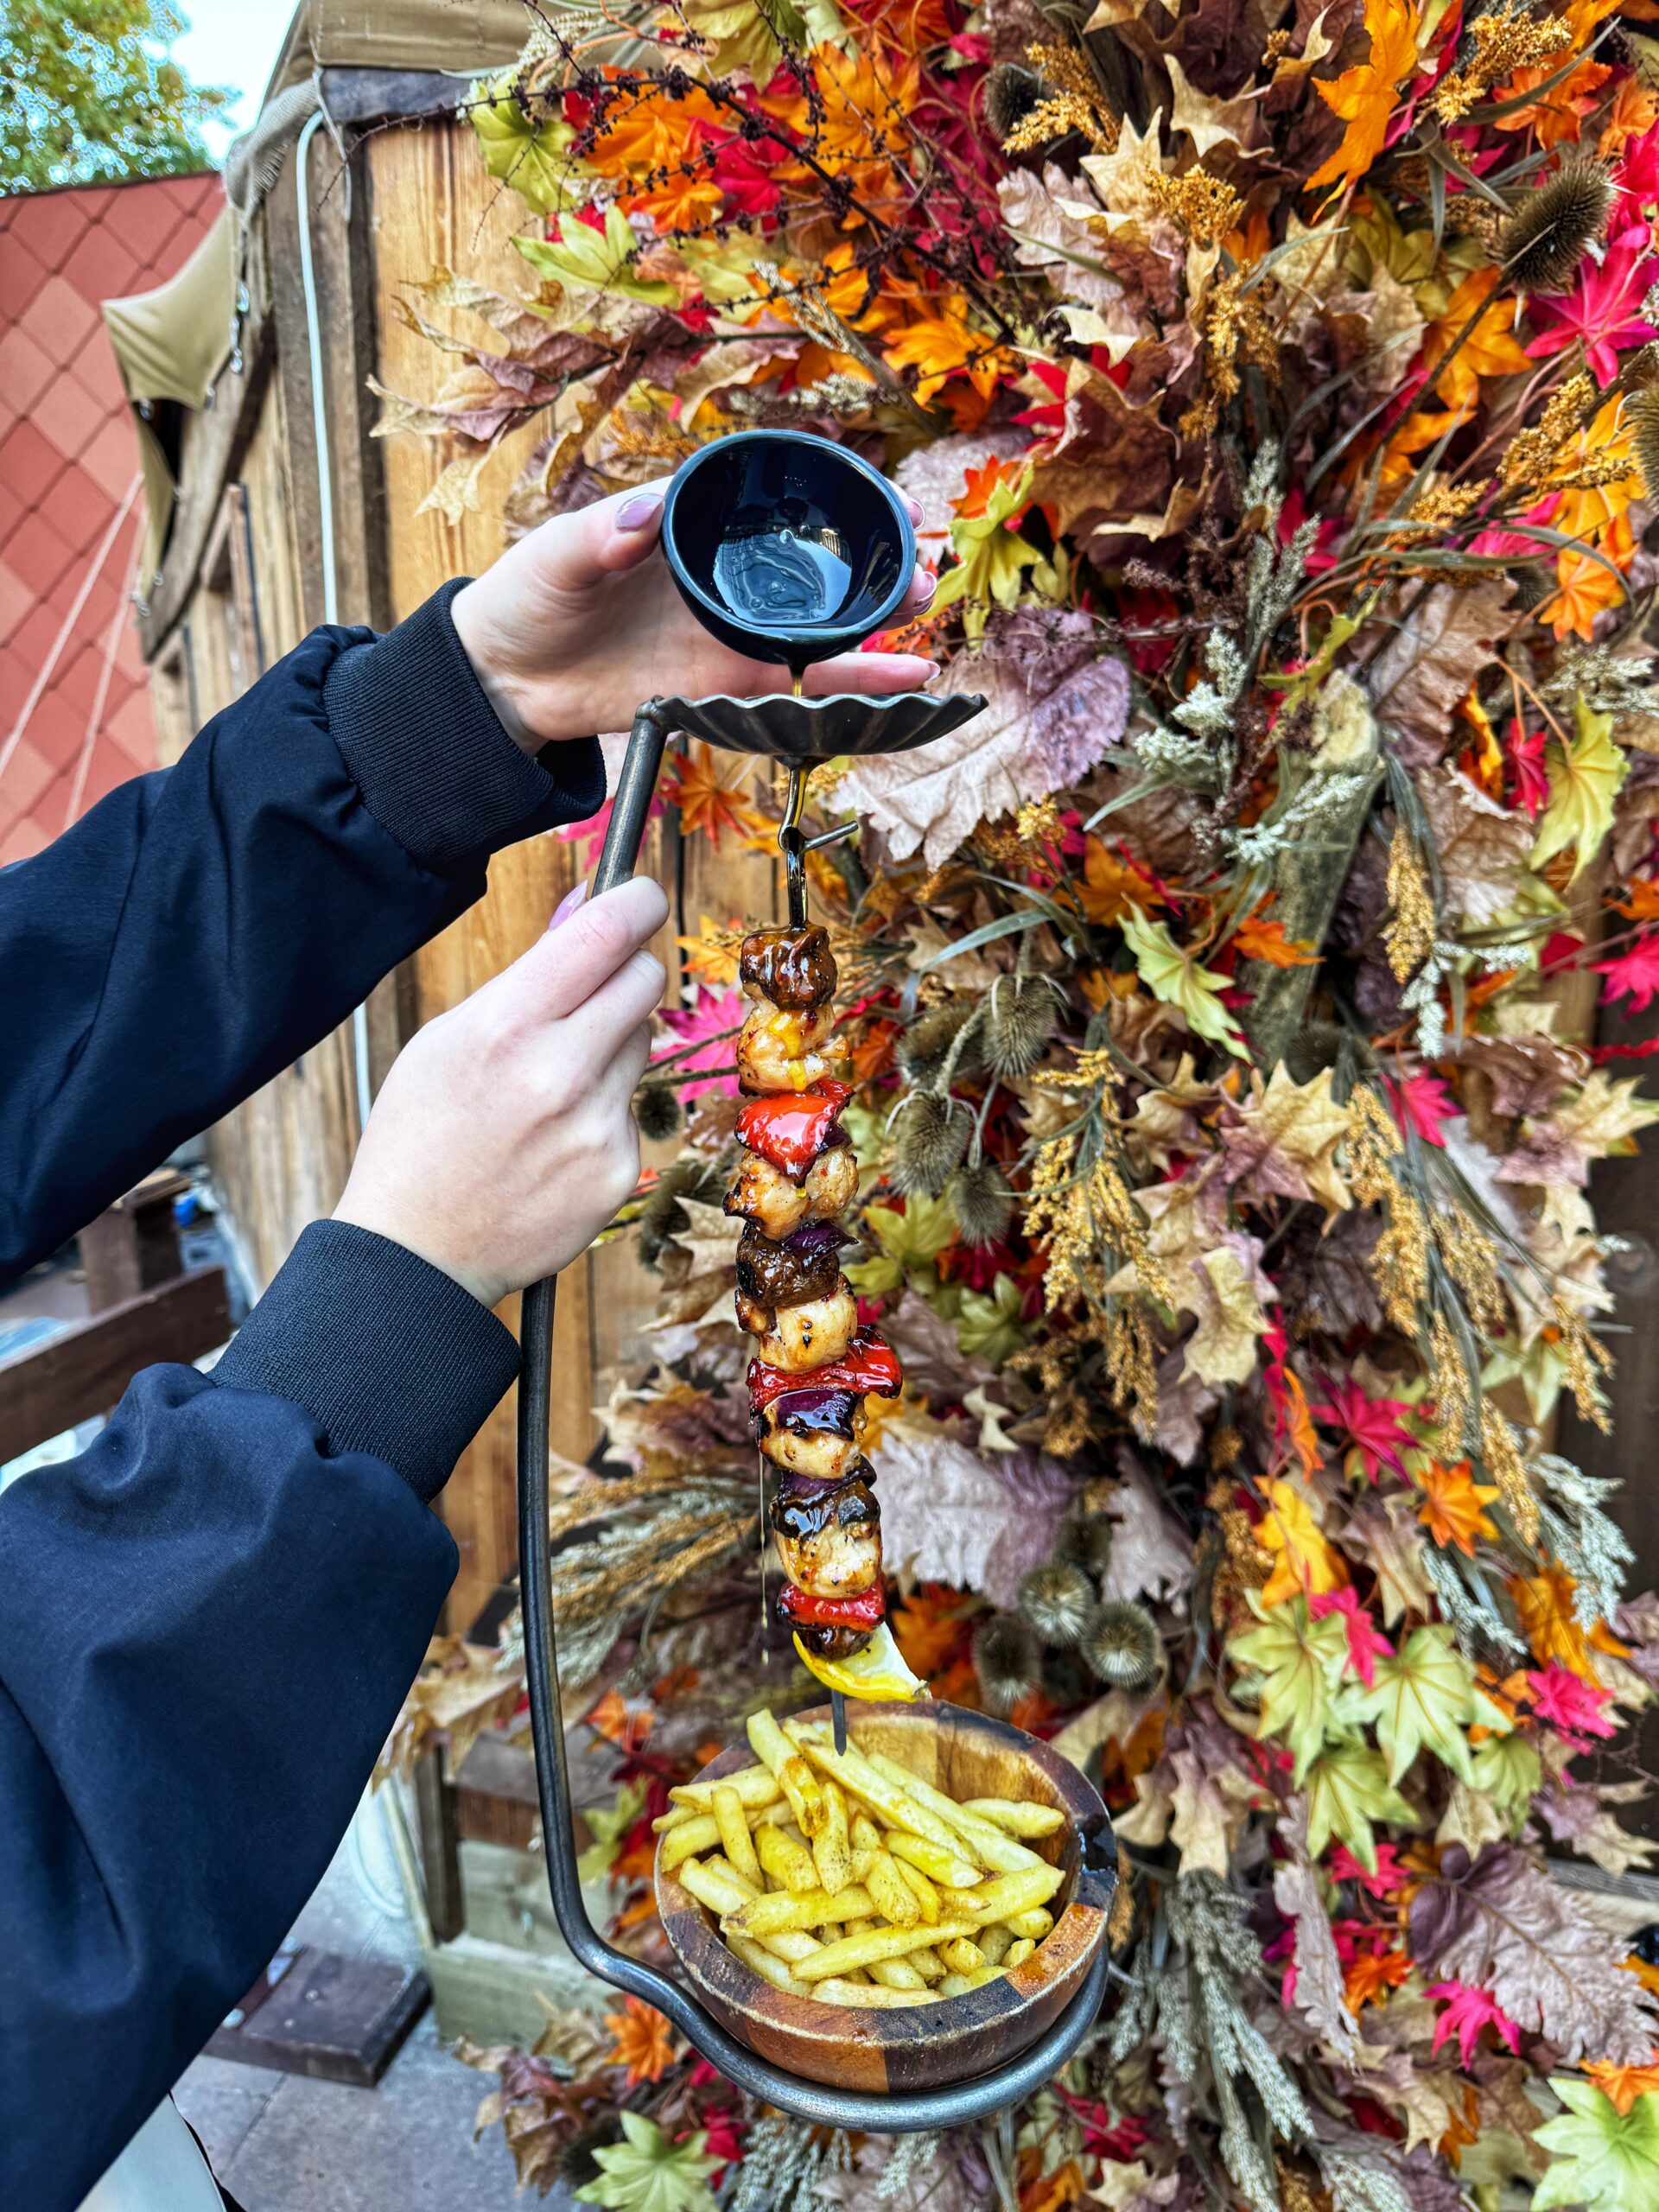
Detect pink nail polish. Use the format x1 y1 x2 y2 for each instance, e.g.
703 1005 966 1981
617 493 663 531
549 882 588 931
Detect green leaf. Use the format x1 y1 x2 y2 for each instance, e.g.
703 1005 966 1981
1120 910 1249 1058
955 1273 1031 1366
1356 1622 1478 1785
844 1193 957 1299
575 1777 646 1884
515 207 680 305
471 79 582 214
1471 1732 1542 1833
575 2113 721 2212
1531 697 1628 885
1302 1740 1415 1870
1230 1594 1349 1783
1534 2082 1659 2212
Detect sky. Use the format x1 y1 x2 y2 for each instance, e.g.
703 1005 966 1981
172 0 296 161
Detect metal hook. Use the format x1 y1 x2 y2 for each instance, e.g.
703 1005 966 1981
779 759 816 928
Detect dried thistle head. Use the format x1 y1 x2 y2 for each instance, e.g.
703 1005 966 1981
634 1084 683 1142
899 998 984 1087
890 1089 969 1196
1053 1511 1115 1578
985 974 1059 1077
985 60 1051 146
973 1611 1044 1712
952 1158 1015 1247
1632 386 1659 500
1497 159 1613 294
1080 1599 1161 1688
1019 1560 1096 1646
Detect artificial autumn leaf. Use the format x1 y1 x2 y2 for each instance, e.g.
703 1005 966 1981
472 80 580 214
603 1997 676 2087
676 915 743 988
1419 765 1534 925
577 1778 648 1884
1257 1477 1346 1606
1415 1459 1501 1557
1470 1731 1543 1832
1121 910 1249 1058
890 1582 976 1679
1232 911 1318 966
1532 698 1630 885
1345 1945 1413 2012
1308 0 1423 194
1408 1841 1659 2062
663 744 768 849
1584 2056 1659 2118
516 207 681 305
1427 1980 1522 2069
1503 1071 1659 1187
929 460 1061 638
1310 1586 1393 1688
844 1193 958 1298
573 2111 721 2212
1220 1064 1352 1220
1367 585 1518 766
955 1272 1032 1366
1533 2080 1659 2210
1312 1379 1415 1481
1357 1622 1480 1785
1511 1561 1602 1681
1303 1740 1416 1869
1184 1246 1274 1386
1274 1805 1361 2050
653 987 743 1101
1230 1592 1350 1783
1073 836 1164 927
1596 936 1659 1015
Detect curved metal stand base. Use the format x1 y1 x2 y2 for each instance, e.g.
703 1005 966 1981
517 1274 1106 2128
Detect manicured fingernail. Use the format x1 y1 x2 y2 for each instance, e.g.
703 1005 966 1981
916 571 937 607
905 496 923 523
549 882 588 931
617 493 663 531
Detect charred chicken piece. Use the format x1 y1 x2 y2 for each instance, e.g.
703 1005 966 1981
771 1476 880 1599
723 1141 857 1237
737 1282 858 1372
741 925 838 1010
736 1221 844 1310
737 1001 849 1096
755 1384 866 1480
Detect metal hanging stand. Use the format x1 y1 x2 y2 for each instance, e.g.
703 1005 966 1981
512 692 1111 2131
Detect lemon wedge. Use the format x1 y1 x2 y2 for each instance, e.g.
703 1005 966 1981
793 1621 925 1702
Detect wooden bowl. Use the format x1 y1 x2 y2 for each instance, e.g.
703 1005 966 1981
654 1700 1115 2094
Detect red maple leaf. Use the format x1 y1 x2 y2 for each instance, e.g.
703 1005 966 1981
1508 720 1549 817
1427 1980 1522 2069
1309 1586 1395 1688
1386 1070 1454 1146
1310 1377 1415 1481
1527 1662 1618 1741
1595 934 1659 1015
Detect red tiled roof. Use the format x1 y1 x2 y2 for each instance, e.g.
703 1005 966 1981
0 172 222 866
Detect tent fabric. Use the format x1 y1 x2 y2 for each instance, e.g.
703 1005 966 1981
102 208 237 580
267 0 534 95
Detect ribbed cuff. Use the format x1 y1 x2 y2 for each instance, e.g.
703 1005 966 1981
322 581 607 874
213 1221 521 1503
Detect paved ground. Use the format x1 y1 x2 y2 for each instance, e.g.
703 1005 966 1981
175 1812 557 2212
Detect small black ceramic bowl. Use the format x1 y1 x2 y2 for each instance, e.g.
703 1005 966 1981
660 429 917 672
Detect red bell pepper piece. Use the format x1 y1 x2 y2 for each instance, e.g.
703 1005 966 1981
747 1327 903 1414
734 1080 850 1179
776 1579 886 1630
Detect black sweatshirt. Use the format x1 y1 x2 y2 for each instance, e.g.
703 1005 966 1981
0 584 605 2212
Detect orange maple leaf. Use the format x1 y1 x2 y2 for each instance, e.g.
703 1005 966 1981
586 1687 654 1752
1614 879 1659 921
1415 1459 1500 1555
1510 1560 1605 1681
883 307 1019 404
664 742 768 849
1584 2052 1659 2114
1421 267 1532 412
676 915 743 988
1073 836 1165 927
604 1995 677 2085
891 1582 976 1679
1494 56 1611 147
1233 911 1318 967
1308 0 1422 194
1344 1946 1412 2012
1016 2153 1086 2212
1544 535 1629 643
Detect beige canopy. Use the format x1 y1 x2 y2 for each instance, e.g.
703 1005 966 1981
104 0 537 579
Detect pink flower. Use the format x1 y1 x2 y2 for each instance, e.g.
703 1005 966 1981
1427 1980 1522 2069
1310 1586 1395 1688
1527 234 1659 385
653 985 744 1099
1527 1662 1617 1741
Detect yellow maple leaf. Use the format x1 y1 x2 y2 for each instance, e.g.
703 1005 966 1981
1073 836 1165 926
1308 0 1422 194
1257 1476 1346 1606
1510 1560 1603 1682
1421 267 1533 412
1415 1459 1500 1556
676 913 744 988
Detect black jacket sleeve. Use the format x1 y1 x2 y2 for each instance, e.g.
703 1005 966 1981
1 579 604 1283
0 588 606 2209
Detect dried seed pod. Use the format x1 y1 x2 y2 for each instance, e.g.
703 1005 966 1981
984 974 1058 1078
1018 1560 1095 1647
973 1611 1043 1713
951 1158 1015 1247
638 1158 703 1268
1080 1600 1161 1689
898 998 987 1086
634 1084 683 1142
985 61 1050 146
1633 387 1659 501
890 1090 969 1197
1053 1512 1115 1579
1497 159 1613 294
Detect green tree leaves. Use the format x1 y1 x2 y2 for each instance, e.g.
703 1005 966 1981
1 1 228 191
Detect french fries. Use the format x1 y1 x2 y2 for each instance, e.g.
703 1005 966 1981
660 1707 1074 2012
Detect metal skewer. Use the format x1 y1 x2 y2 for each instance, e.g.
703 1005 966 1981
830 1687 849 1755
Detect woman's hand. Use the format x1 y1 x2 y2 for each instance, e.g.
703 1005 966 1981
333 880 669 1308
451 482 938 751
